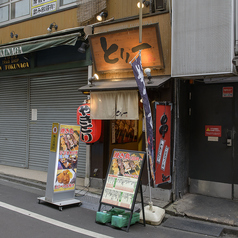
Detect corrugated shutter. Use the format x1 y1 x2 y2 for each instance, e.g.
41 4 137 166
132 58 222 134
0 77 28 168
29 69 88 177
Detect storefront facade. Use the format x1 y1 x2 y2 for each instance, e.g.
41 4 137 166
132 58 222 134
79 12 174 202
172 0 238 200
0 32 90 177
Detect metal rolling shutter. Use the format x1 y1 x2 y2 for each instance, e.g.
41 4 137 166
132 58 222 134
0 77 28 168
29 69 88 177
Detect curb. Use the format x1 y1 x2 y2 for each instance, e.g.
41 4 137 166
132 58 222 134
0 174 46 190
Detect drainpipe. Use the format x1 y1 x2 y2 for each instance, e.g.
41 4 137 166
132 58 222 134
235 0 238 55
172 78 179 201
84 65 92 187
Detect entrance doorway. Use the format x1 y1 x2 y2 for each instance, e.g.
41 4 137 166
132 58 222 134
189 83 238 199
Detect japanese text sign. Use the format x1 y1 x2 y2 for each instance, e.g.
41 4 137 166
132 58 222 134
89 24 164 72
101 149 145 209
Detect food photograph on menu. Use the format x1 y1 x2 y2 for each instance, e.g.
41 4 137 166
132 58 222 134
112 120 138 144
101 150 145 209
54 125 80 192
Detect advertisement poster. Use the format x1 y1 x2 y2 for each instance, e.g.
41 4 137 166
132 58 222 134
101 150 145 209
54 125 80 192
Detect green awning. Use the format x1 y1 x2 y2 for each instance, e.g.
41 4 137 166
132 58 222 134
0 32 80 58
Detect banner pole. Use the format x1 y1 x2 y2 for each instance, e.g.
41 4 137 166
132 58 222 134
139 0 142 43
143 107 152 203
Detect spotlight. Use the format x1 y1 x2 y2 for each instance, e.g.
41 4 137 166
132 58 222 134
96 11 108 21
137 0 150 8
88 74 99 87
10 31 18 39
78 42 89 53
47 22 58 32
144 68 153 84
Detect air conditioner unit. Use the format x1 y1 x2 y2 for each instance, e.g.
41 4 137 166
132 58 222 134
154 0 166 10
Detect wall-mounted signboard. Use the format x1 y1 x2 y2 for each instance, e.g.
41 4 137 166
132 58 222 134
89 24 164 72
31 0 57 16
0 56 30 71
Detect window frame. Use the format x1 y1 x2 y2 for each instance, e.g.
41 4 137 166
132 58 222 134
0 0 77 26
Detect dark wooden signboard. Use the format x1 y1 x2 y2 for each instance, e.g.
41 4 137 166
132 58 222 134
98 149 146 231
89 24 164 72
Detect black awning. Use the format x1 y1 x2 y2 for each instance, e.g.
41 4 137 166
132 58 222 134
78 75 171 93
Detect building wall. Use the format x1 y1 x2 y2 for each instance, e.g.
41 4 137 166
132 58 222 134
0 8 79 45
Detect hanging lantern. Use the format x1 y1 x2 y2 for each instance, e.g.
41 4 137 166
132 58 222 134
77 103 102 143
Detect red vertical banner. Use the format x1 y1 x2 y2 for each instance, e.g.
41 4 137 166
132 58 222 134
155 102 172 186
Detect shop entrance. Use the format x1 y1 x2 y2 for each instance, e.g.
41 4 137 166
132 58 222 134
189 83 238 199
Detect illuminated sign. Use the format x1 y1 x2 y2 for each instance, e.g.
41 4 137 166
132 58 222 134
89 24 164 72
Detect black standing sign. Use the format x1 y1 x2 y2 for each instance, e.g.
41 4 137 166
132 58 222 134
98 149 146 231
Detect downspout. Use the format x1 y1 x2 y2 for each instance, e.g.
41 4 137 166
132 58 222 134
172 79 179 201
84 65 92 187
235 0 238 55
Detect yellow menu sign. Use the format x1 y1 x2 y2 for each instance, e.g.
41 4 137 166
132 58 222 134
50 123 59 152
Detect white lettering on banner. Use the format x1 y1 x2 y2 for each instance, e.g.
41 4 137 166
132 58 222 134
161 146 169 171
0 47 23 57
157 139 165 164
135 65 146 95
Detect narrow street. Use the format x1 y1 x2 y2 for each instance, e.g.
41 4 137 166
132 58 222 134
0 178 235 238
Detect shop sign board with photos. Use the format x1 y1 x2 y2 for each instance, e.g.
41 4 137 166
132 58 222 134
38 123 82 211
89 23 164 72
97 149 146 231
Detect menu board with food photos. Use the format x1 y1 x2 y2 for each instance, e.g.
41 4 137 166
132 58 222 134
100 149 145 210
38 123 81 211
53 125 80 192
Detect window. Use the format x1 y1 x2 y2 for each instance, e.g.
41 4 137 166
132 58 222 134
0 5 9 23
0 0 76 24
60 0 75 6
0 0 30 23
12 0 30 18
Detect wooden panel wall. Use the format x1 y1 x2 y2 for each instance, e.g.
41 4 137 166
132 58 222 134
107 0 150 20
0 8 79 45
0 0 152 45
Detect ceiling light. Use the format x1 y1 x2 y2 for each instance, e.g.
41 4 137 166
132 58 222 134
47 22 58 32
96 11 108 21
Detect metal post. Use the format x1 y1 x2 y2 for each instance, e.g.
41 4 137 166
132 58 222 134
139 0 143 43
